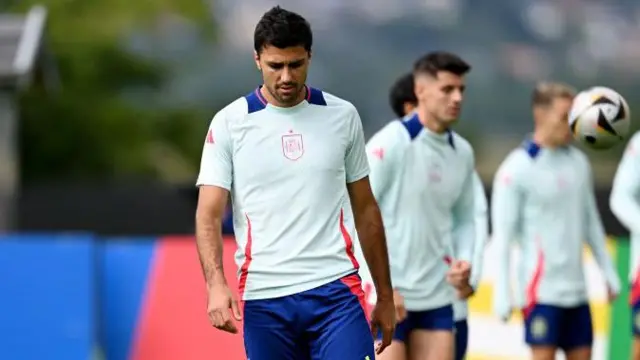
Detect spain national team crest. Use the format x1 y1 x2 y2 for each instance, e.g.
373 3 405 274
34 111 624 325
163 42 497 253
282 133 304 161
427 161 443 183
531 316 548 340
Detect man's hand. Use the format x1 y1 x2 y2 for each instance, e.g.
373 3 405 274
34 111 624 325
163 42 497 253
446 260 471 289
456 283 475 300
393 289 407 322
207 283 242 333
370 295 396 355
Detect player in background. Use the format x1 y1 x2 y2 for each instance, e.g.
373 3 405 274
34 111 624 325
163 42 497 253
366 52 477 360
491 82 621 360
386 71 489 360
610 131 640 360
194 6 396 359
388 72 418 119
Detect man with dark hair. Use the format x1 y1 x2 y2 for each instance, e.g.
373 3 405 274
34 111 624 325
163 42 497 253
358 69 488 360
365 51 477 360
194 6 395 360
492 82 619 360
389 72 417 118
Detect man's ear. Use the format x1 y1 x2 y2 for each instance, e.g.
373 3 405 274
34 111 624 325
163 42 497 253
254 50 261 71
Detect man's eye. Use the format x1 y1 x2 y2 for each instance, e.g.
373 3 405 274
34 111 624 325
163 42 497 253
289 62 303 69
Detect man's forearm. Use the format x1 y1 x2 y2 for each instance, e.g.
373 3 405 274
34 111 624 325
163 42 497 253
356 202 393 300
195 211 227 288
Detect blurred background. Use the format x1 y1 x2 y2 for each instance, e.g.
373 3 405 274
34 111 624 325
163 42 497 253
1 0 639 359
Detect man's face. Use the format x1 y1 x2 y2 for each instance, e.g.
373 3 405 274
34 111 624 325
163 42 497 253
415 71 466 127
255 45 310 106
540 97 574 145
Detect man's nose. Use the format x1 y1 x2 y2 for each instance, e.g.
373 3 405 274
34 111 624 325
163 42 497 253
452 89 463 103
281 67 292 82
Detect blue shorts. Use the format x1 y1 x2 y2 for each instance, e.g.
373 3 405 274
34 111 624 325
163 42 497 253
632 299 640 336
376 304 454 343
524 303 593 351
243 273 374 360
454 319 468 360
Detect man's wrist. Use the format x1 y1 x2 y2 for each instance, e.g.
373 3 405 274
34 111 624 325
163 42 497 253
207 270 228 289
376 286 394 301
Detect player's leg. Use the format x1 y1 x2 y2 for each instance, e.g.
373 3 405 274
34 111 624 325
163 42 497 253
524 304 560 360
305 273 377 360
375 341 407 360
361 280 407 359
243 296 308 360
454 320 468 360
559 304 592 360
406 305 455 360
374 316 410 360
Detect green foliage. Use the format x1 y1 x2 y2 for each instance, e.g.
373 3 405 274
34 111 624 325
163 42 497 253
14 0 214 183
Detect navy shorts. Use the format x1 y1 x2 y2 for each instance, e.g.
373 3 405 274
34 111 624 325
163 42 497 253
376 304 454 343
243 273 374 360
524 303 593 351
454 319 468 360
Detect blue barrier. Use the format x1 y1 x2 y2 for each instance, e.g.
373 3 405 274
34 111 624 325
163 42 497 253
98 238 156 360
0 234 96 360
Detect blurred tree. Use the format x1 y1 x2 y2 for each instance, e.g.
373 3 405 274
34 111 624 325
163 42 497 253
14 0 215 184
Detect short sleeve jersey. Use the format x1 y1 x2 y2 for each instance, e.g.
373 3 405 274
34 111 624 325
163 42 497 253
196 86 370 300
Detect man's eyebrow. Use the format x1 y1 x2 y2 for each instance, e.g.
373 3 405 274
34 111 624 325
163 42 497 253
267 58 306 65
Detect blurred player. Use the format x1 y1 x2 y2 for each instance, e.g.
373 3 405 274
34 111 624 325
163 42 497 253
386 70 489 360
194 6 396 359
366 52 476 360
610 131 640 360
388 72 418 118
491 82 621 360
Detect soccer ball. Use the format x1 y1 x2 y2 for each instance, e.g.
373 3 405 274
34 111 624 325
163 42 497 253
569 86 631 150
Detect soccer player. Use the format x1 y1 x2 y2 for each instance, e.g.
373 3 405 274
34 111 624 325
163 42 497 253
194 6 396 360
366 52 477 360
491 82 621 360
386 71 489 360
610 131 640 360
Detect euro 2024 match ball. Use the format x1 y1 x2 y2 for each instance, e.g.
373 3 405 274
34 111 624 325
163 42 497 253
569 86 631 150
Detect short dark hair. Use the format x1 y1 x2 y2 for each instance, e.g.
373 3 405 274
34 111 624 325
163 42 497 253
254 6 313 54
413 51 471 77
389 73 417 118
532 81 576 108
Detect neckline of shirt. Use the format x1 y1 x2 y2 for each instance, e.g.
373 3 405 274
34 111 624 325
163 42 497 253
404 112 454 147
255 85 310 113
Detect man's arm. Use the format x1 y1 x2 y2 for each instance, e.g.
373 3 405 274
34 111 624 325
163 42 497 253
344 106 393 299
610 135 640 235
470 171 489 289
345 106 395 352
583 159 621 295
195 110 234 289
491 156 523 320
347 178 394 299
196 186 230 288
